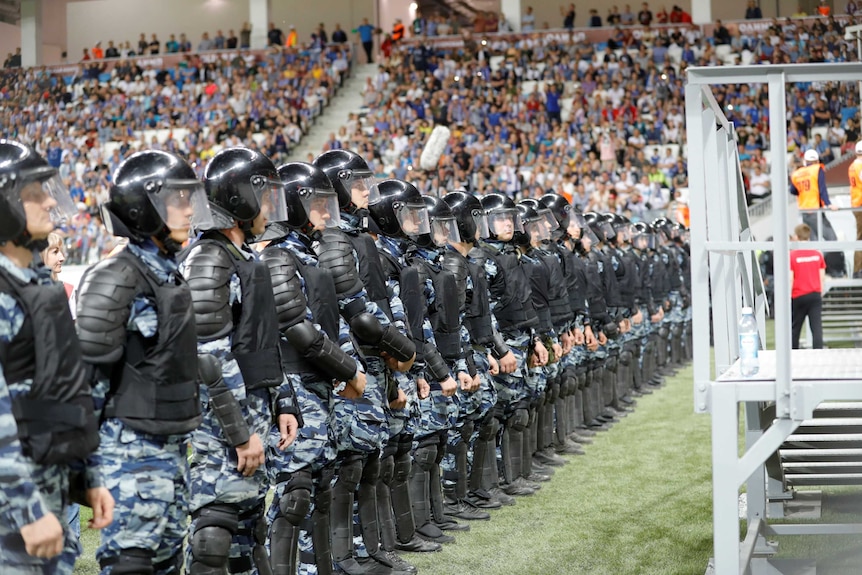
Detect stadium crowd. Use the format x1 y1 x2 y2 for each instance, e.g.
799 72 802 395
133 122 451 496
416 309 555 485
334 12 862 224
0 42 352 263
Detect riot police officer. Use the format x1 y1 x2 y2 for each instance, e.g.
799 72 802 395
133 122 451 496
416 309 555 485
181 147 300 575
77 150 213 574
0 139 111 575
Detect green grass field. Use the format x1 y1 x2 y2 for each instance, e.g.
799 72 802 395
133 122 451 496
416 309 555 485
74 362 721 575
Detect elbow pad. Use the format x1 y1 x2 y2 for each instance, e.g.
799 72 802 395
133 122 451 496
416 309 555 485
350 312 416 362
198 354 250 448
489 332 511 360
285 320 358 383
424 344 450 382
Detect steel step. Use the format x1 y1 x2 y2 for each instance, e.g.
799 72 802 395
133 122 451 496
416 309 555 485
786 473 862 486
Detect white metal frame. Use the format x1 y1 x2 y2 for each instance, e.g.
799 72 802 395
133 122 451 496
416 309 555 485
686 63 862 575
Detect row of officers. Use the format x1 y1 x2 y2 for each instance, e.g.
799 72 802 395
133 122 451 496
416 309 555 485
0 138 692 575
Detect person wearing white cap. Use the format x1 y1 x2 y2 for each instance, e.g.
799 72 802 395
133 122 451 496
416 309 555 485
848 141 862 277
791 148 844 276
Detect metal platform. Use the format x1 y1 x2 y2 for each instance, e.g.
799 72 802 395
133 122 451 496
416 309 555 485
686 63 862 575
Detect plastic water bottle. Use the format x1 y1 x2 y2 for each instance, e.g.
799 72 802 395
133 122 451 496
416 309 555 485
738 306 759 377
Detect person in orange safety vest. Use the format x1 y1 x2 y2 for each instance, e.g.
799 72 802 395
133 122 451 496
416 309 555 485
791 148 844 276
848 141 862 277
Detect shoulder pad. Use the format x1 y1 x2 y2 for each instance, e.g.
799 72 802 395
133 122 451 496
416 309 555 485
76 256 140 364
260 247 308 330
181 241 235 341
441 251 468 282
313 228 364 297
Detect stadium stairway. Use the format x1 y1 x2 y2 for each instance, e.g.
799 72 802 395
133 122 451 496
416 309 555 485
287 63 377 162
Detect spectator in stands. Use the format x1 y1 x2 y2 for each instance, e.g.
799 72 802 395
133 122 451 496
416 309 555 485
621 3 636 24
198 32 214 52
165 34 179 53
213 30 226 50
318 23 329 44
92 42 104 60
240 22 252 48
138 33 148 54
392 18 406 42
748 164 771 203
745 0 763 19
713 20 732 44
179 33 192 52
669 5 689 22
848 0 859 14
793 5 808 16
226 30 238 49
817 0 831 16
81 48 91 62
268 22 284 46
607 6 622 24
523 6 536 31
104 41 120 58
790 223 826 349
332 24 348 44
588 9 603 27
356 18 376 63
286 26 298 48
638 2 653 25
561 3 576 28
148 34 161 55
813 133 834 164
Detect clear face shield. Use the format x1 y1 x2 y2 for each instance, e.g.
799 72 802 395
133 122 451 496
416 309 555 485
431 216 461 247
632 231 653 251
396 201 431 238
348 171 380 209
254 177 289 225
615 222 633 244
536 208 559 236
472 209 491 239
148 179 214 232
525 218 552 243
300 188 341 230
488 209 524 239
19 172 77 229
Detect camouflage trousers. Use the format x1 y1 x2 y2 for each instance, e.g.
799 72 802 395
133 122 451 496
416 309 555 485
490 331 530 414
186 389 272 575
331 357 388 454
383 371 420 439
96 418 189 575
267 375 335 575
0 460 76 575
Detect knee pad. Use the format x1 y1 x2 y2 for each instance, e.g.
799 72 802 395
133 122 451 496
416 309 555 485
190 504 238 570
477 418 497 442
412 444 437 471
658 326 669 339
459 420 475 444
362 450 382 484
509 408 529 431
397 433 415 458
100 548 155 575
379 454 395 485
671 323 683 337
393 451 412 483
335 453 364 489
618 350 633 367
277 469 313 526
382 440 398 460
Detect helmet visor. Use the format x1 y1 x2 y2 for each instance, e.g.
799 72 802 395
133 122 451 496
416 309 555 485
431 216 461 247
536 208 559 234
568 213 588 238
488 209 524 237
525 219 552 243
148 180 214 232
256 178 289 224
580 226 599 248
19 173 77 228
301 188 341 230
472 209 491 239
615 222 633 243
598 221 615 242
350 173 381 208
396 201 431 237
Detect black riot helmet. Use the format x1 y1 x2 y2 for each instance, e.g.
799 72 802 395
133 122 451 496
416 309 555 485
102 150 213 252
539 192 572 234
512 203 533 247
521 198 559 243
276 162 341 235
419 195 461 248
369 179 431 240
585 211 614 244
202 147 287 237
652 216 678 241
631 221 655 251
313 149 380 214
442 190 490 243
480 193 523 242
0 139 76 247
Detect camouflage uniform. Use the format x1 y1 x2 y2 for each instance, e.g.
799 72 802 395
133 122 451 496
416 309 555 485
0 253 81 575
265 231 362 575
92 241 194 575
182 240 295 575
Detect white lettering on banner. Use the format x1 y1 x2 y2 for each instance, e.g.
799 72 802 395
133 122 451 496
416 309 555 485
737 22 772 35
795 256 822 264
136 57 165 68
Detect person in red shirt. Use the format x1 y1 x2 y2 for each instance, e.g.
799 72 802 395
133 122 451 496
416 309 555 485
790 223 826 349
